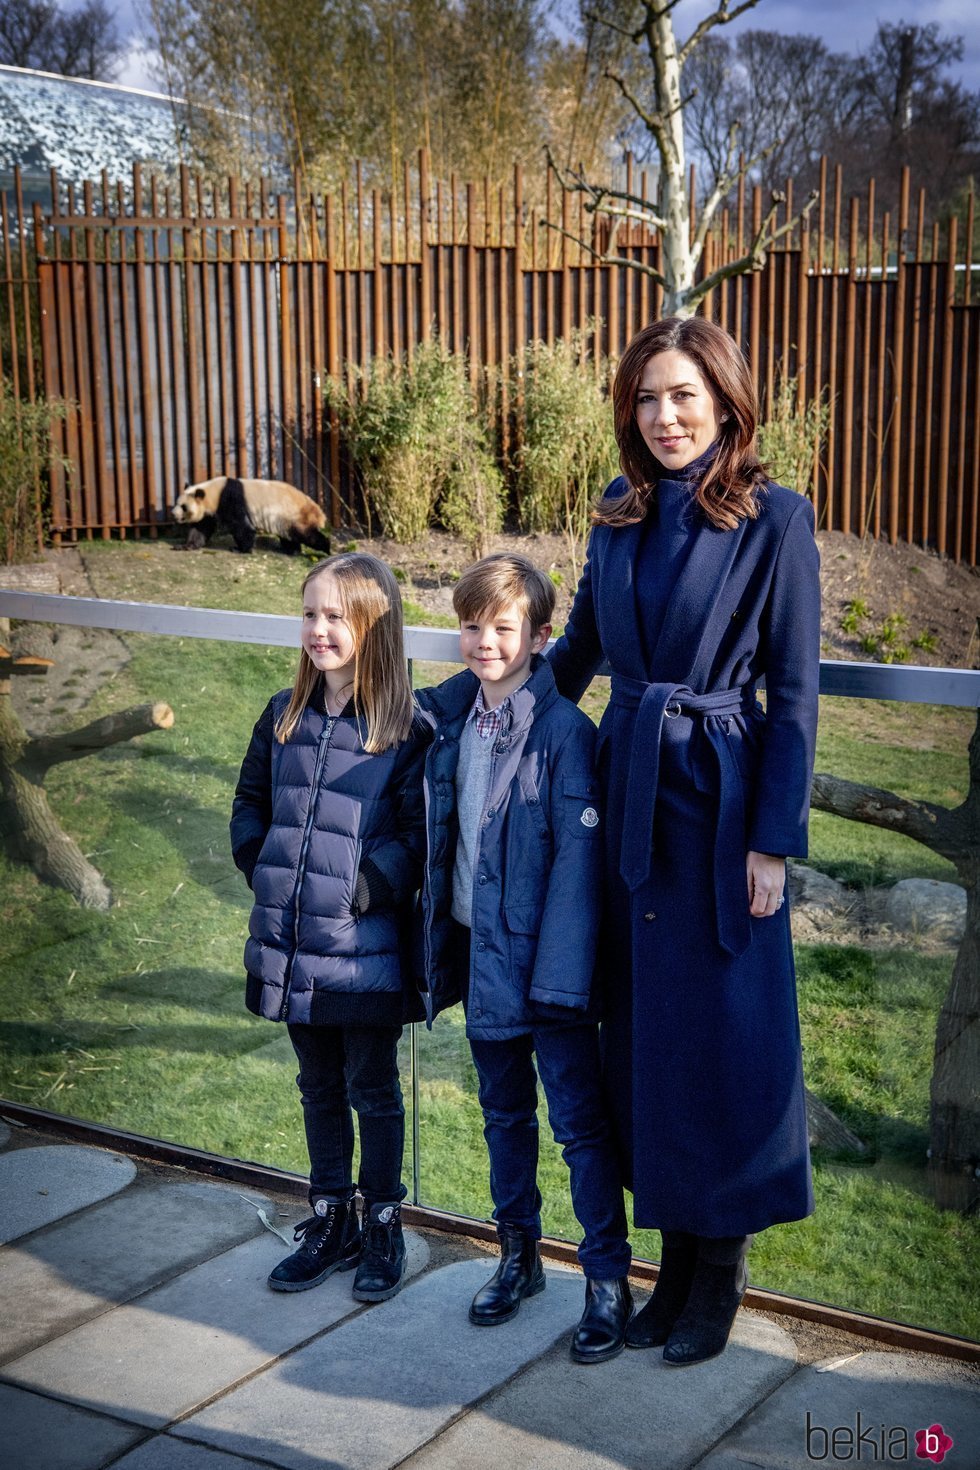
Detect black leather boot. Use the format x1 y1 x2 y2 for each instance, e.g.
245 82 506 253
570 1276 633 1364
268 1195 361 1292
663 1236 750 1366
353 1201 406 1302
625 1231 698 1349
469 1227 546 1325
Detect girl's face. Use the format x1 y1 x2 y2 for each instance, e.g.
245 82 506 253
302 571 357 685
634 348 726 472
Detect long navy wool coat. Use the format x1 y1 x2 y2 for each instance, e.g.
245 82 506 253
549 476 821 1237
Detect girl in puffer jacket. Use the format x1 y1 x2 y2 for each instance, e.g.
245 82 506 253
231 553 427 1304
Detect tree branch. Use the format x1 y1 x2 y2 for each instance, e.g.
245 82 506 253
603 67 667 152
545 148 668 231
583 7 645 44
692 188 818 302
25 703 175 774
693 119 741 254
678 0 761 68
809 771 956 854
539 220 668 289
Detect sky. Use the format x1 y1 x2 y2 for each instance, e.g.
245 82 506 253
98 0 980 97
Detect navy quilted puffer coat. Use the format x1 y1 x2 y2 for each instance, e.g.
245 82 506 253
231 684 427 1026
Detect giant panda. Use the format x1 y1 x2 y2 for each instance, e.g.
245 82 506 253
171 477 331 555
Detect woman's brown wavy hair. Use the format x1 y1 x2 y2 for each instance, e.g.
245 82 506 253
594 317 769 531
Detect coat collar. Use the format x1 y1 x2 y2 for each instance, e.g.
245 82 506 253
417 655 558 738
601 509 749 688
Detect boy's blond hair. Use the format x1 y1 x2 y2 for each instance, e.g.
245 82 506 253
452 553 555 630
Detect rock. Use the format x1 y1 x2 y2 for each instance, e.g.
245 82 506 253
883 878 967 942
786 862 849 912
0 565 61 595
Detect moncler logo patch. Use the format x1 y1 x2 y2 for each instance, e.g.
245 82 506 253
314 1199 331 1216
377 1205 397 1224
581 807 599 828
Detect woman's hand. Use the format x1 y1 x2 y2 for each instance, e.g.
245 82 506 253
746 850 786 918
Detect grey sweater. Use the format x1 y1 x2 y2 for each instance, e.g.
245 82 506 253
451 714 496 926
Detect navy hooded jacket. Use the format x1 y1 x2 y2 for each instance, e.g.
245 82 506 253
415 657 603 1040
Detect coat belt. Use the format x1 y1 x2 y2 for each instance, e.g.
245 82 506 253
610 675 754 958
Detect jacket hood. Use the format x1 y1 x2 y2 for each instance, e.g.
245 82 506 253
416 654 559 737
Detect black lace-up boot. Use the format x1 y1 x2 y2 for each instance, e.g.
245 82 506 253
469 1226 546 1326
626 1231 698 1349
352 1201 406 1302
267 1195 361 1292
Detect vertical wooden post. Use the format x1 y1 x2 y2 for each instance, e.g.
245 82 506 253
887 167 909 545
419 148 432 343
954 190 973 563
467 182 479 390
840 196 858 536
132 164 156 529
278 193 295 484
936 216 957 557
905 187 925 548
822 165 843 532
324 194 341 525
748 184 762 390
34 201 68 545
872 211 890 541
99 177 125 534
373 187 385 359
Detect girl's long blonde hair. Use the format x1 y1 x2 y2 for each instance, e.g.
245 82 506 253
275 553 415 752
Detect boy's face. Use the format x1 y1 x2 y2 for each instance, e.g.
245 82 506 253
459 601 551 708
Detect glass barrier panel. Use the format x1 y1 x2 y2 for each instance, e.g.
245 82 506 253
1 611 976 1339
0 619 415 1203
411 680 978 1340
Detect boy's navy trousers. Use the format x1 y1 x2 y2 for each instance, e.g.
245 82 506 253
456 928 631 1279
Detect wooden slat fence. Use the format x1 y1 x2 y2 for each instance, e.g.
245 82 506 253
2 152 978 564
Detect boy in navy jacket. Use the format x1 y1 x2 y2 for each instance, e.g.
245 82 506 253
416 553 632 1363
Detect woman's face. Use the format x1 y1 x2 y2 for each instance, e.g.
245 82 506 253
634 348 726 472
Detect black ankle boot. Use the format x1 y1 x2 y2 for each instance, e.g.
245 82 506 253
353 1201 406 1302
663 1240 749 1366
570 1277 633 1364
268 1195 361 1292
469 1227 545 1326
626 1231 698 1349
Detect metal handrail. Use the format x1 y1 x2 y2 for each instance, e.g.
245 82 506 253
1 590 978 707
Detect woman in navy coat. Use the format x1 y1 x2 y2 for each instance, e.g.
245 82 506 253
549 317 820 1367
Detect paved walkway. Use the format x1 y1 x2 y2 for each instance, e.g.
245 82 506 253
1 1125 977 1470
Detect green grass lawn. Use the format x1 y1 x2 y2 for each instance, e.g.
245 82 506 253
1 542 975 1338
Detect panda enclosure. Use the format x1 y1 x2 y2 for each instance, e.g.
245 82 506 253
1 153 978 566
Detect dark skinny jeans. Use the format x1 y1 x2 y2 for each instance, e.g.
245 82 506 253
287 1022 406 1207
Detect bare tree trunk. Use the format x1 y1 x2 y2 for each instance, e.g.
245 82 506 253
0 670 174 910
810 709 979 1212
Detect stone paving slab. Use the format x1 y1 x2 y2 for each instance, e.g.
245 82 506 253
4 1228 430 1427
0 1177 268 1363
0 1119 12 1148
1 1381 144 1470
696 1349 980 1469
0 1144 136 1243
113 1437 289 1470
403 1308 797 1470
174 1257 583 1470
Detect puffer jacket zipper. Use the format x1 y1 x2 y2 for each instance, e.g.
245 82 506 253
278 713 337 1020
